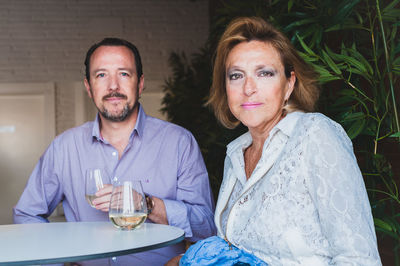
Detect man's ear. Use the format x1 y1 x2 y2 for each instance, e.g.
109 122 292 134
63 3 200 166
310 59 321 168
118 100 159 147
84 78 93 98
138 75 145 97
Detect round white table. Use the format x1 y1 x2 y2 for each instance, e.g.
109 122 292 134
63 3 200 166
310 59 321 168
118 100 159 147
0 221 185 265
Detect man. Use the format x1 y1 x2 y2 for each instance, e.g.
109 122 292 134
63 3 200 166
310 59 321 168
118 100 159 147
13 38 216 265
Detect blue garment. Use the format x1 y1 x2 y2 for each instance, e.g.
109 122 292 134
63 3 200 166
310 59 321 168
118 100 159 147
180 236 268 266
13 105 216 265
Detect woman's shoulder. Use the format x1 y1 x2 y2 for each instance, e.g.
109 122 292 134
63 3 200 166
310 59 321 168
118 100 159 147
298 112 340 128
298 112 348 137
297 112 353 151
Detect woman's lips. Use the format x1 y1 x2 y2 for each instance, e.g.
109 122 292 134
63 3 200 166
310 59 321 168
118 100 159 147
241 102 262 109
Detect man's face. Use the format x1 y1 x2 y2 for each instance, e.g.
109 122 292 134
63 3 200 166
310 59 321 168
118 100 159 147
84 45 144 122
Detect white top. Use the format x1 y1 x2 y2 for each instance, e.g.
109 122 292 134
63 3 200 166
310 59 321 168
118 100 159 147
214 112 381 266
0 222 184 265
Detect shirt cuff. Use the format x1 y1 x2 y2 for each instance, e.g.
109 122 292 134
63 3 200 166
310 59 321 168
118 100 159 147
163 198 192 238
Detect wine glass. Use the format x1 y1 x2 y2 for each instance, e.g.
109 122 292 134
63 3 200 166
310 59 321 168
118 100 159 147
109 180 148 230
85 168 109 208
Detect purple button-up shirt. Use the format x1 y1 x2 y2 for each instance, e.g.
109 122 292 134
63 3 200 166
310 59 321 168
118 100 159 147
13 105 216 265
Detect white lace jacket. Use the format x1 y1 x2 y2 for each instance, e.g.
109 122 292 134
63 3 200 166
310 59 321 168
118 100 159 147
215 112 381 266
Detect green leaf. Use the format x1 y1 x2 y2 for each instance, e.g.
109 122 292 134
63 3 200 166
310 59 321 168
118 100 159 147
335 0 361 23
345 48 374 75
345 68 373 84
325 24 342 32
382 9 400 21
298 51 319 62
345 115 366 139
285 18 317 31
331 95 355 106
324 45 341 61
319 76 342 83
374 218 393 232
296 34 317 57
383 0 400 14
393 56 400 65
311 64 342 83
337 54 368 74
339 89 356 96
390 132 400 137
343 112 365 121
288 0 294 12
322 50 342 75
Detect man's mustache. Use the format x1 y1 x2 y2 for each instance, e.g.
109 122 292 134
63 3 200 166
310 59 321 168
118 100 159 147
103 92 127 100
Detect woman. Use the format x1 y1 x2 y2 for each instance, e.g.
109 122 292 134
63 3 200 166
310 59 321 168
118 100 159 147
176 17 381 265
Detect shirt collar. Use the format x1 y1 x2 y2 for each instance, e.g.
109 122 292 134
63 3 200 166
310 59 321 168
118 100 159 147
134 104 146 138
226 111 303 156
91 114 102 141
272 111 303 138
91 104 146 142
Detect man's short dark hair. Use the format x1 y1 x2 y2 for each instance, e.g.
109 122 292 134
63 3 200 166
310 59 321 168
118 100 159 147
84 37 143 82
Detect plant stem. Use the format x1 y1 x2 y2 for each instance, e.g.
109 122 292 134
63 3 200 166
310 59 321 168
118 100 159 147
368 189 400 204
376 0 400 136
345 80 374 103
367 1 381 81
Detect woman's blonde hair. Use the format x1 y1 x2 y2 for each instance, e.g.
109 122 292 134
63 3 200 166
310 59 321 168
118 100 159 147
208 17 319 129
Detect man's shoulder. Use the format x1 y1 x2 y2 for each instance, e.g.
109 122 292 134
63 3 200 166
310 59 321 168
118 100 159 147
53 121 93 144
144 116 193 138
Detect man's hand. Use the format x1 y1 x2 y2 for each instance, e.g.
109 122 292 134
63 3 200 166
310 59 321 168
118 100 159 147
93 185 169 225
92 184 113 212
148 196 168 225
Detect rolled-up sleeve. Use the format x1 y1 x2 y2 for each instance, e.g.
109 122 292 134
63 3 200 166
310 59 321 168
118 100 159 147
163 133 216 241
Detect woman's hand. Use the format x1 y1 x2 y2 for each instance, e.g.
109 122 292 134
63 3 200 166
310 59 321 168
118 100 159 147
164 254 182 266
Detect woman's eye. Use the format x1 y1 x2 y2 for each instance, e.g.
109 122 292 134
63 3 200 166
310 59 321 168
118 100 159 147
229 73 242 80
259 71 274 77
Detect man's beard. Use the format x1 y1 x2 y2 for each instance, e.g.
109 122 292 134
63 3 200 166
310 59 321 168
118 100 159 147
94 91 138 122
99 102 135 122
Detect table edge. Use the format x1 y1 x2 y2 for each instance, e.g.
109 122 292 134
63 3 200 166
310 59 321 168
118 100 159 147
1 228 185 265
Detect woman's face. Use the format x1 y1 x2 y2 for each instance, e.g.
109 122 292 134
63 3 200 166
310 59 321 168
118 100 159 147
225 40 295 133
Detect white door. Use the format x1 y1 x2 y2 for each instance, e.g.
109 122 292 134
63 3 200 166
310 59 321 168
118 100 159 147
0 83 55 224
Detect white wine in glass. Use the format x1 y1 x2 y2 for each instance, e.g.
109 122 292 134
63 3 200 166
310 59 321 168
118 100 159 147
109 212 147 229
85 168 109 208
109 180 148 230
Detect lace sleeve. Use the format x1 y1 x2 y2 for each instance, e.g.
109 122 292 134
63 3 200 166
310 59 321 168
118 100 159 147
304 116 381 265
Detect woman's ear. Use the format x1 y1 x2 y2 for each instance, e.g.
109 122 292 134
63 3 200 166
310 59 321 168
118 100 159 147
285 71 296 100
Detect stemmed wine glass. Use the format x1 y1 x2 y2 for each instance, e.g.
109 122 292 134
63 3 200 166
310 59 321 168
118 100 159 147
109 180 148 230
85 168 109 208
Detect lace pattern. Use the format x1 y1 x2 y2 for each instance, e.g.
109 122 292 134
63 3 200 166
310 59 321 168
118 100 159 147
215 112 381 266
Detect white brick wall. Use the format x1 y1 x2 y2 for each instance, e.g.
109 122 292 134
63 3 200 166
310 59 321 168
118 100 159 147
0 0 209 85
0 0 209 133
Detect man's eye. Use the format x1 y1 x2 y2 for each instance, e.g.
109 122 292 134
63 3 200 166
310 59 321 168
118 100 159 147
229 73 242 80
121 72 129 77
96 73 105 78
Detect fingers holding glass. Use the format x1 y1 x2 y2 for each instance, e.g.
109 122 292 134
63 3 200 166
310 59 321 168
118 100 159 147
109 181 148 230
85 168 110 208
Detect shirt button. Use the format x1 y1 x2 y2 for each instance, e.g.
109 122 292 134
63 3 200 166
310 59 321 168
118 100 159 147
112 152 117 156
